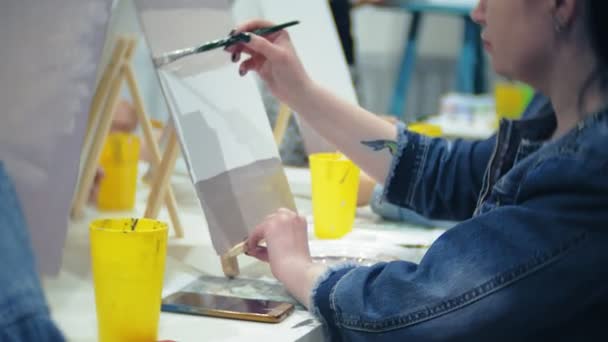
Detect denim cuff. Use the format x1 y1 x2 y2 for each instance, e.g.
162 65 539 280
0 161 58 337
383 123 429 209
309 263 357 340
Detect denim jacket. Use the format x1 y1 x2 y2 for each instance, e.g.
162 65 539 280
0 162 64 341
311 100 608 341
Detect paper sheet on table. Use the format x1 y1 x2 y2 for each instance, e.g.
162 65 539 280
134 0 296 255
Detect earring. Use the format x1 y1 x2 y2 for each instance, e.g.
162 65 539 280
553 15 564 33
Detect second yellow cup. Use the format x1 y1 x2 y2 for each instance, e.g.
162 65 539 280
97 132 140 211
310 153 360 239
90 218 168 342
408 123 443 137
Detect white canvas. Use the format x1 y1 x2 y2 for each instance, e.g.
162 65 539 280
0 0 112 274
134 0 296 255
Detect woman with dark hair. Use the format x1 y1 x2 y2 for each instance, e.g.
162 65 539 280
227 0 608 340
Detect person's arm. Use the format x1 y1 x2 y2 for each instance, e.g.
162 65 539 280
228 20 493 219
0 163 65 341
387 93 551 220
248 157 608 340
371 93 552 220
311 201 602 341
228 20 397 185
384 126 496 220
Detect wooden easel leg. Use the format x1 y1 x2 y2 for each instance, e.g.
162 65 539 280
71 40 130 219
144 128 179 219
220 255 240 278
125 63 184 238
82 38 128 161
273 103 292 146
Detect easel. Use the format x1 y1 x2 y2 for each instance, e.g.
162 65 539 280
71 36 183 238
273 103 292 146
73 35 296 277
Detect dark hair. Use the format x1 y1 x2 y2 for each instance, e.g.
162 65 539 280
579 0 608 110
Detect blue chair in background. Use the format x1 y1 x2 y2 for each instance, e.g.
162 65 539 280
386 1 487 119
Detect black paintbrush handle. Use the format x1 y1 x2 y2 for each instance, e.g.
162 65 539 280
222 20 300 48
251 20 300 36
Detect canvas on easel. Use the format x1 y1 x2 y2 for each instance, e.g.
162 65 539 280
0 0 113 275
71 35 184 238
133 0 296 276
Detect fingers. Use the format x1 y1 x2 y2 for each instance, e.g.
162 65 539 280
241 33 283 62
246 221 267 259
248 245 269 262
244 208 307 264
232 19 278 34
226 33 283 62
226 43 255 62
226 33 282 58
277 207 294 215
245 230 269 262
238 56 264 76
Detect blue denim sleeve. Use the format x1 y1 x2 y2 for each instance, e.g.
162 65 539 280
383 123 495 221
311 154 608 341
380 94 551 222
0 162 65 341
311 205 605 341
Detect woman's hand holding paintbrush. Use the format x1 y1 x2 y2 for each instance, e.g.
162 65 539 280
153 20 299 67
225 19 316 113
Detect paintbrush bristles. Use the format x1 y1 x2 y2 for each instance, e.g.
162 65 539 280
153 47 196 68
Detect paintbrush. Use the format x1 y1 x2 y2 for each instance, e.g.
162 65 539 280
153 20 300 67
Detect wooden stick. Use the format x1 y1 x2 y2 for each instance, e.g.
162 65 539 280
71 39 131 219
224 241 247 258
141 123 171 185
221 239 267 277
124 62 184 238
220 255 240 278
144 127 179 219
273 103 292 146
82 38 127 161
223 239 267 259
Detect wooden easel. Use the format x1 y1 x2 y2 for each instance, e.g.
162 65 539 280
71 36 183 238
74 36 296 276
273 103 292 146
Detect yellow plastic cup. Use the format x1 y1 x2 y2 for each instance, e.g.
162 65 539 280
495 81 527 120
97 132 140 211
408 123 443 137
90 218 168 342
309 153 360 239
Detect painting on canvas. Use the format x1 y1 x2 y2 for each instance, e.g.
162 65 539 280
134 0 296 255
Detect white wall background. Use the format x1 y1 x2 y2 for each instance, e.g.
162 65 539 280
106 1 489 119
352 6 480 116
353 6 464 59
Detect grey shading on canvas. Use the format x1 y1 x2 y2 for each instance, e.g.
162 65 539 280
194 158 295 255
133 0 296 255
0 0 112 274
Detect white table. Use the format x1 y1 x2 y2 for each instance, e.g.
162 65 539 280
425 113 496 140
43 166 445 341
